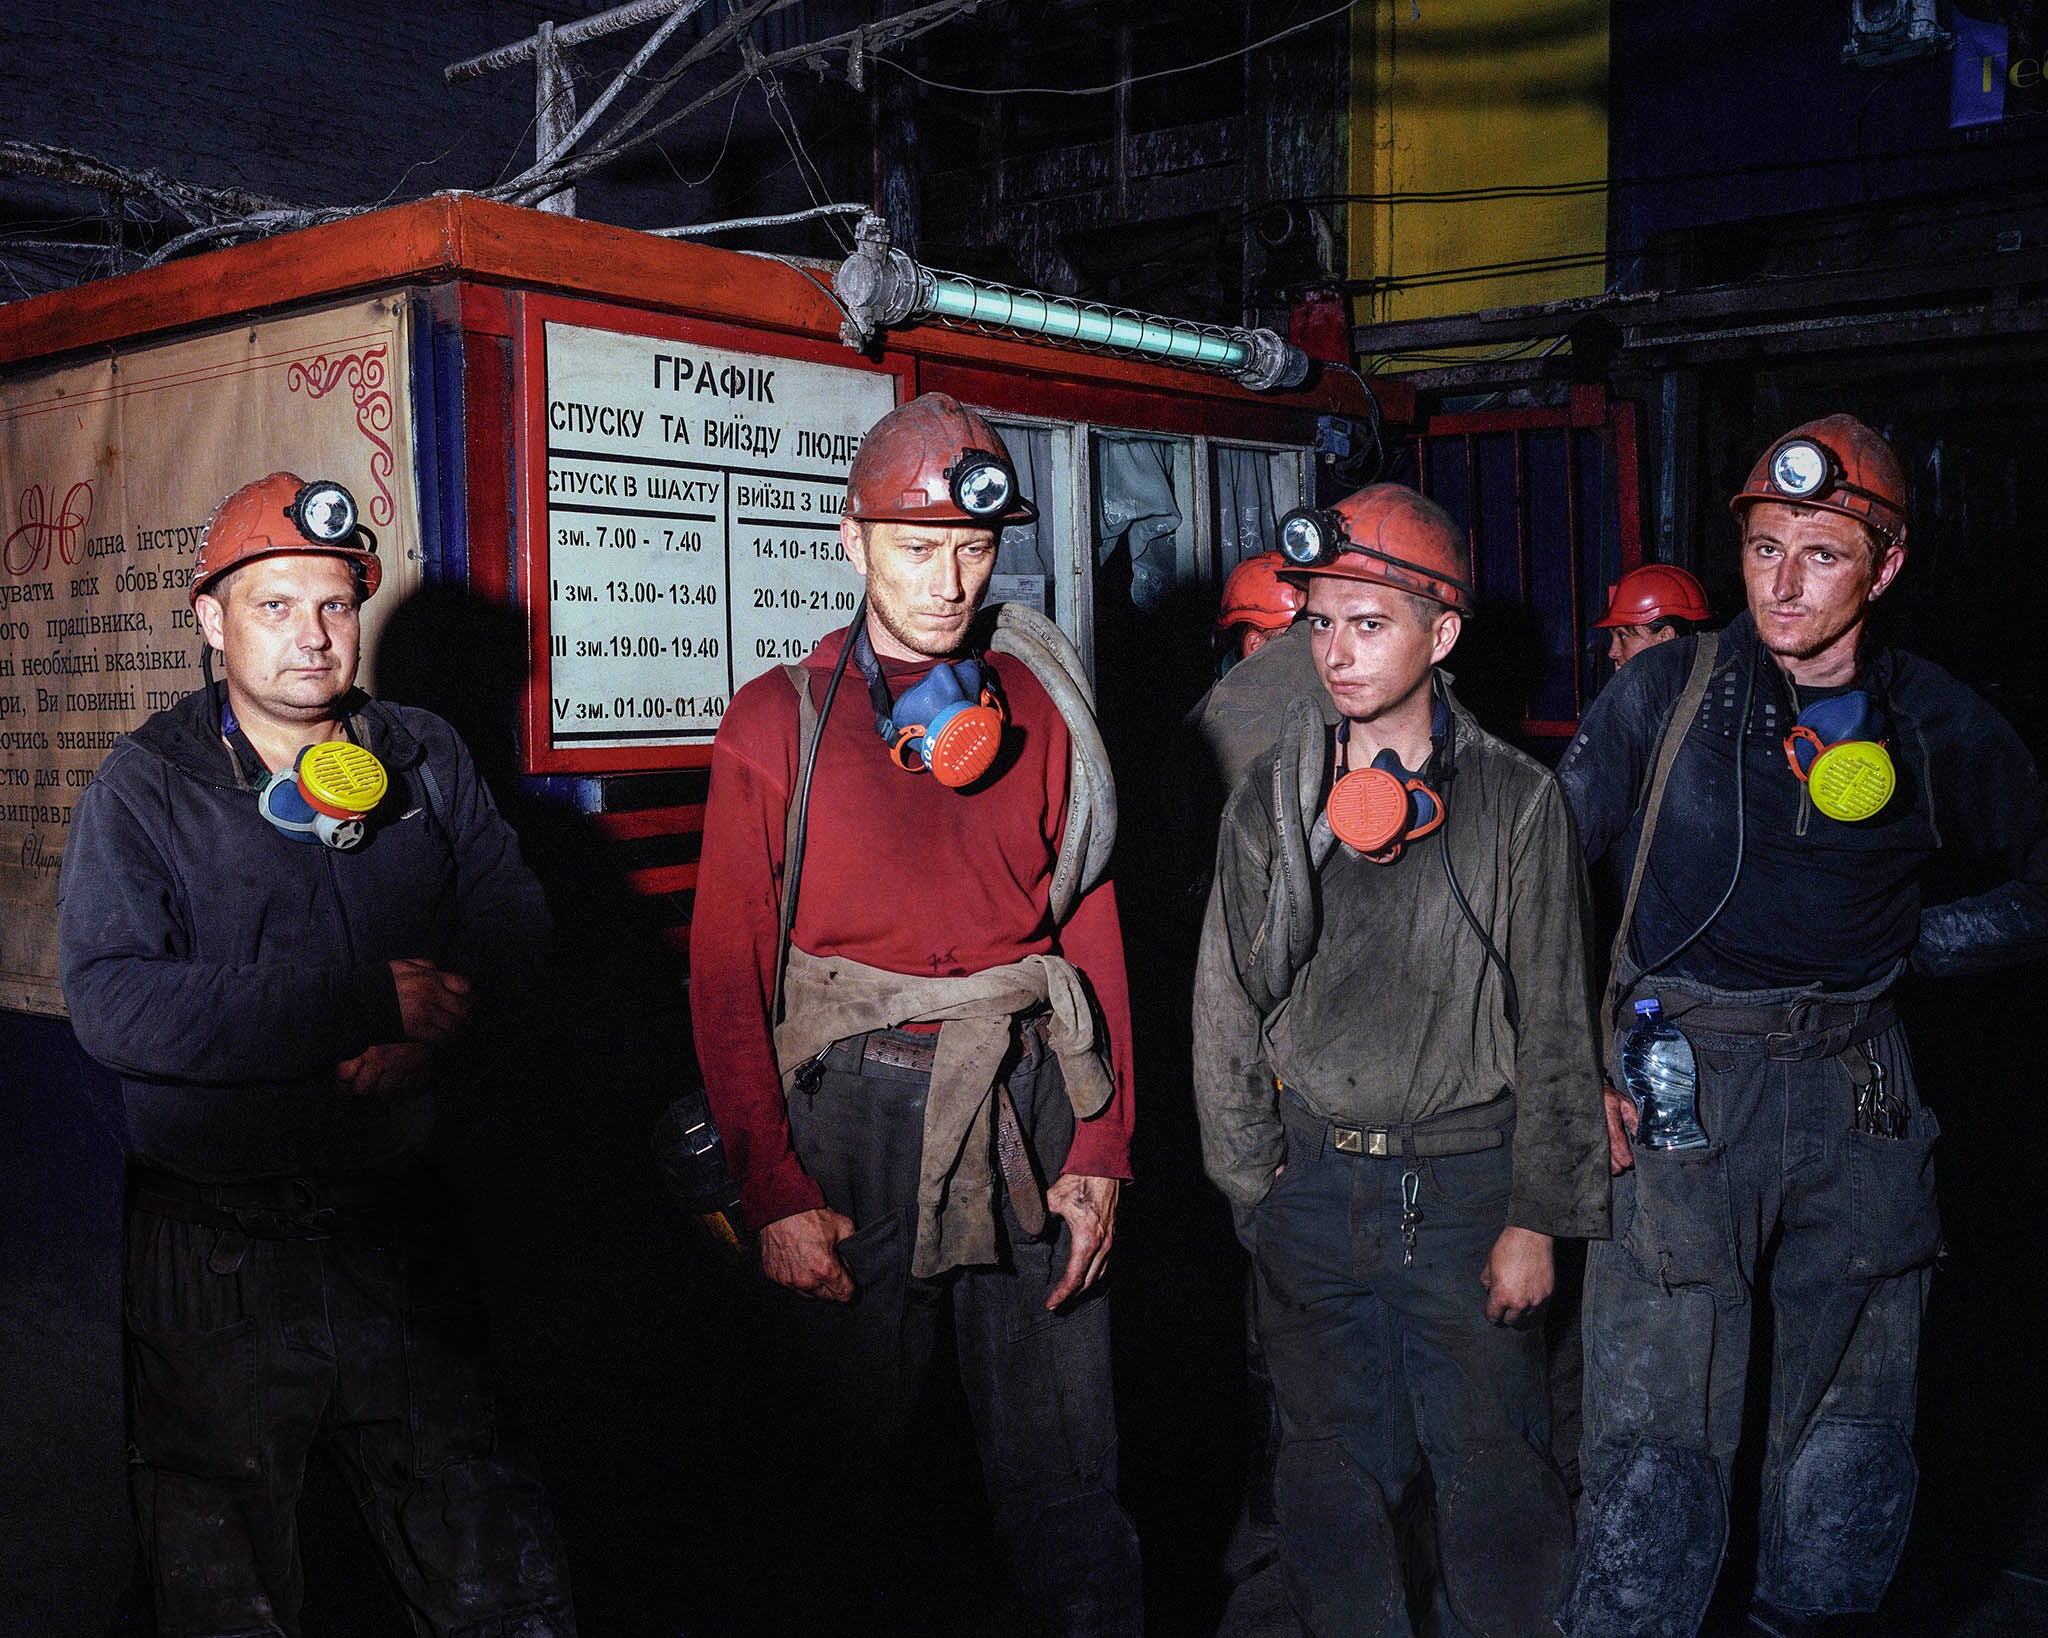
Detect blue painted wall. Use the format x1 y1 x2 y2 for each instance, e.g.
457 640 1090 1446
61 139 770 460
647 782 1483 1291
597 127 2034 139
1611 4 2048 282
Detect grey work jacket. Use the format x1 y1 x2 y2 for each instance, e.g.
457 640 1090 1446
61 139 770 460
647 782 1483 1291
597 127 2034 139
1192 680 1610 1240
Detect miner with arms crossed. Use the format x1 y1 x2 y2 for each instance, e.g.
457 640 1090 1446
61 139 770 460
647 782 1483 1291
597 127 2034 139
689 392 1142 1634
57 473 575 1634
1192 482 1609 1636
1555 415 2048 1637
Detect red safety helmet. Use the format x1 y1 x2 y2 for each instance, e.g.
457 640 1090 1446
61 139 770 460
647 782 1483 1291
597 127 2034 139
1729 414 1910 549
191 472 382 604
843 392 1038 527
1593 563 1710 629
1276 483 1474 612
1216 550 1305 633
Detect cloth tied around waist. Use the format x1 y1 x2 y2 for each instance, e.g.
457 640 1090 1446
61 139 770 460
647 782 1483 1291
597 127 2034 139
775 946 1114 1279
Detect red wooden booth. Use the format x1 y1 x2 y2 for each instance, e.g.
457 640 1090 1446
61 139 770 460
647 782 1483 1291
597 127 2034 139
0 195 1405 1007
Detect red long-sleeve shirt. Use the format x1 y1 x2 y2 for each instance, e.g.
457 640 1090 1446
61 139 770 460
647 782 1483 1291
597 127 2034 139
689 630 1136 1230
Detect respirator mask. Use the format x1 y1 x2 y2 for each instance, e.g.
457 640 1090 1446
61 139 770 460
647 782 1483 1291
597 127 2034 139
1326 702 1448 863
852 621 1007 789
255 740 389 850
1782 689 1893 822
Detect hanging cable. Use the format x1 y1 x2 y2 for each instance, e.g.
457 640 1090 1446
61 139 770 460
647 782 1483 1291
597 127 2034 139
1635 641 1760 979
753 70 858 253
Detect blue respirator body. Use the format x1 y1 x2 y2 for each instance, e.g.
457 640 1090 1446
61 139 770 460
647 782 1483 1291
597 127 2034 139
256 768 365 850
877 656 1006 787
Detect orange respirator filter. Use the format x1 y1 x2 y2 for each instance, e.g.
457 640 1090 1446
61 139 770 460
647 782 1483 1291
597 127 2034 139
883 656 1006 788
1326 746 1445 862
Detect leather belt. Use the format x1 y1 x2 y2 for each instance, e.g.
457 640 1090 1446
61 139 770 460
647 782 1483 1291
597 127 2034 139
1278 1085 1515 1162
130 1166 421 1240
862 1031 938 1072
1642 991 1896 1060
1655 995 1893 1037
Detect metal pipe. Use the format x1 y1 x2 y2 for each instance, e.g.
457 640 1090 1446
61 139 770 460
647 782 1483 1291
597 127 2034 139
651 202 869 236
446 0 705 83
534 23 577 215
536 0 712 171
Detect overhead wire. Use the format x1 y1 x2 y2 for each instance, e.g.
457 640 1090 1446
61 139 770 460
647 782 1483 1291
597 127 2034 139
884 0 1361 96
501 0 984 203
494 0 803 203
1 1 962 286
535 0 712 178
664 81 748 188
752 68 856 252
17 0 2047 301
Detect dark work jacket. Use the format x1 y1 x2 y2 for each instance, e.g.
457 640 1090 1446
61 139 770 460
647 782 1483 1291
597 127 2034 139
1193 679 1609 1240
57 684 550 1182
1188 622 1323 799
1557 611 2048 991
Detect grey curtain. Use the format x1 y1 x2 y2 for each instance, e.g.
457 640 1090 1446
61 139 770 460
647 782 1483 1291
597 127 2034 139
990 422 1057 615
1095 433 1183 612
1214 445 1287 575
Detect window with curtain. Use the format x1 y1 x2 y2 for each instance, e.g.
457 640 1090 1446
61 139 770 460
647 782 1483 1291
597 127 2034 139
986 418 1062 620
1092 431 1191 613
1211 444 1302 576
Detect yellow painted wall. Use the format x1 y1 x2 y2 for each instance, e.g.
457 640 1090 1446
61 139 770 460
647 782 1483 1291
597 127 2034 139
1350 0 1609 373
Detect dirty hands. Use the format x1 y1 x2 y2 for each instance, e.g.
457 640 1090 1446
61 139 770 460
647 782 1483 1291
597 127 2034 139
1604 1084 1639 1174
1481 1225 1555 1327
1045 1173 1120 1311
761 1206 860 1302
390 957 472 1042
336 958 473 1099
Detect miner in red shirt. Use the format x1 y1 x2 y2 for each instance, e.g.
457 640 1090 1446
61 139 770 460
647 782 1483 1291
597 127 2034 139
689 393 1142 1635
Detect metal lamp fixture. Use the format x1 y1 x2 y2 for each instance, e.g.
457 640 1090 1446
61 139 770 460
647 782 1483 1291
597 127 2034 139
1766 439 1833 501
946 450 1018 519
835 215 1311 393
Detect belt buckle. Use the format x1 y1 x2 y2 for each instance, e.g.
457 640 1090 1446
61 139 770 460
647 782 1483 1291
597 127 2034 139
1331 1126 1389 1157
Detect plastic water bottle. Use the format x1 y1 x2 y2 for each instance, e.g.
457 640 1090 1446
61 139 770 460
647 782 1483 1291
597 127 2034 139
1619 998 1708 1150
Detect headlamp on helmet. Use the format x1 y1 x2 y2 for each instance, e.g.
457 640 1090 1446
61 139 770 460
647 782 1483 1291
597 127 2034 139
1731 415 1911 549
844 394 1037 527
191 471 384 606
946 450 1018 522
1277 507 1343 568
286 481 362 546
1765 440 1833 502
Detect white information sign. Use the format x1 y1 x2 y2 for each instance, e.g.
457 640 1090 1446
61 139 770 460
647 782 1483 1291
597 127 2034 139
540 321 895 750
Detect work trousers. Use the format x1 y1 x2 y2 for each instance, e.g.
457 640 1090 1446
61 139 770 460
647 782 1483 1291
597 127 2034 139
1561 1000 1937 1637
1242 1112 1571 1638
124 1187 576 1638
762 1024 1143 1637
